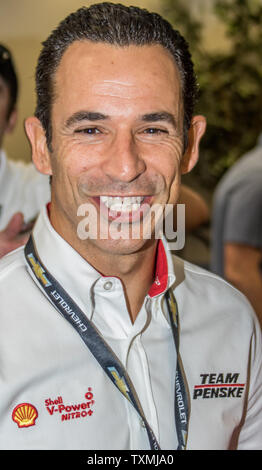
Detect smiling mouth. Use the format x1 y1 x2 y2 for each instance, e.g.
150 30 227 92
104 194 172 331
91 195 152 222
100 195 146 213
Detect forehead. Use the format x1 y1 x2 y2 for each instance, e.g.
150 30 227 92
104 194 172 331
53 41 182 116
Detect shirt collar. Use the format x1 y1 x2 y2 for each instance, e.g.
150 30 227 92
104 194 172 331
148 237 176 298
32 205 100 315
31 206 176 311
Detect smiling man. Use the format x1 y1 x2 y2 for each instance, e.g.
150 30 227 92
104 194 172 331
0 3 261 451
26 38 204 321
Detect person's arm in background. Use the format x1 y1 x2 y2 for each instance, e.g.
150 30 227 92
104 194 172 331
225 243 262 328
222 181 262 327
0 212 33 258
177 184 210 233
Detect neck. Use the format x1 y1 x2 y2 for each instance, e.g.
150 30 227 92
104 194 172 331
50 207 158 323
92 242 158 323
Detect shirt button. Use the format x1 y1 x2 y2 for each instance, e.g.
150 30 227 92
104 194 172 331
140 419 146 428
103 281 113 291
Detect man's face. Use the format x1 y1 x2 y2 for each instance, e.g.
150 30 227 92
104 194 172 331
0 75 12 147
30 41 198 256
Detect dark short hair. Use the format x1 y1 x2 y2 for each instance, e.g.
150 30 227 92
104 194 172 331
35 2 198 151
0 44 18 117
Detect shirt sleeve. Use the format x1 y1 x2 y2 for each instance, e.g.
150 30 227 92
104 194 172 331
223 181 262 249
237 315 262 449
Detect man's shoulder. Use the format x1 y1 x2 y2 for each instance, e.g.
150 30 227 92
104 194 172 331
177 255 248 299
172 255 256 324
0 246 26 280
181 256 233 284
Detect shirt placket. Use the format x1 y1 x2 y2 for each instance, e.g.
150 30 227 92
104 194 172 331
126 297 160 441
91 277 159 449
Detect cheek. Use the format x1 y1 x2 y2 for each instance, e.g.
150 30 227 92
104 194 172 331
166 166 181 205
169 175 181 200
152 142 183 204
152 141 183 184
51 140 93 180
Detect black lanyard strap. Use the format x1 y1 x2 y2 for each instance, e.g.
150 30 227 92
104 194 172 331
24 235 189 450
165 290 190 450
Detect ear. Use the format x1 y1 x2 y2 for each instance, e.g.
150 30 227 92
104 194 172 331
180 115 206 175
24 116 52 175
5 108 17 134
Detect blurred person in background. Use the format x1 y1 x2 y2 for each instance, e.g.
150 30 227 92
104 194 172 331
0 44 50 257
175 183 209 233
211 133 262 327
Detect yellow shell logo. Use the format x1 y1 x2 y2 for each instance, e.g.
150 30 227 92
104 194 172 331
12 403 38 428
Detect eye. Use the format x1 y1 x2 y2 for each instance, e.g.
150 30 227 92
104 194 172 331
142 127 169 135
74 127 101 135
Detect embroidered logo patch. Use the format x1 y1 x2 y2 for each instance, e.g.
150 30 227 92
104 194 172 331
12 403 38 428
193 372 245 399
44 388 95 422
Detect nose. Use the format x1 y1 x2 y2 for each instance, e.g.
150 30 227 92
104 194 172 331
102 131 146 183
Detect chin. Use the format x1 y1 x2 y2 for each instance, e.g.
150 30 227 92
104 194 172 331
90 236 155 257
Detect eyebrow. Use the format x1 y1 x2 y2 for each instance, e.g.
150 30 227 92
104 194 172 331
64 110 177 129
140 112 177 128
65 111 110 128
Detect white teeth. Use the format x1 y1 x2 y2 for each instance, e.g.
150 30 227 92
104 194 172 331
100 196 144 212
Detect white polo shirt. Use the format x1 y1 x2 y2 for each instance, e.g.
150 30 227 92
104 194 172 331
0 150 50 230
0 206 262 450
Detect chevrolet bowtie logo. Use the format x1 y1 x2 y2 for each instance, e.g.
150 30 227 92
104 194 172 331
27 253 51 287
168 292 178 326
107 367 131 402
